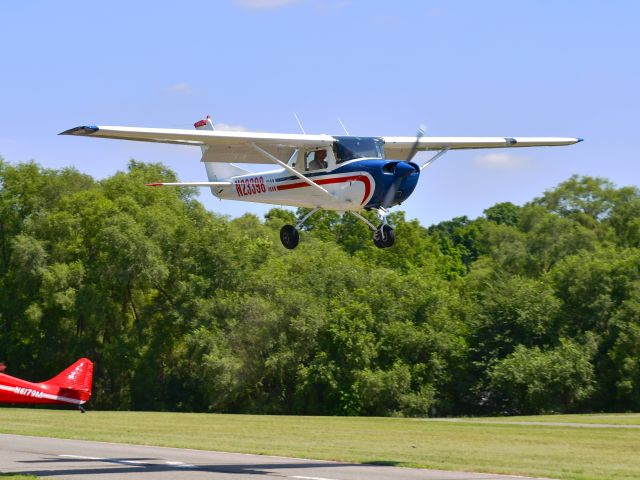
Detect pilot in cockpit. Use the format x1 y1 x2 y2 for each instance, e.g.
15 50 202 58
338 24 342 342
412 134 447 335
307 149 328 170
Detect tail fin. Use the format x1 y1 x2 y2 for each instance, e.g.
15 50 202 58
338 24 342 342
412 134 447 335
46 358 94 402
194 116 249 181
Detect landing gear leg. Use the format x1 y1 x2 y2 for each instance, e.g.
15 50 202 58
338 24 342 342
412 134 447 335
280 207 320 249
372 208 395 248
350 209 395 248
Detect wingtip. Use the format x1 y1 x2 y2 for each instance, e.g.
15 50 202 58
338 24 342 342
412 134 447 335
145 182 164 187
576 138 584 143
59 126 99 136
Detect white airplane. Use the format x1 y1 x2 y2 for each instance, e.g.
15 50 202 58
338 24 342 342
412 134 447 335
60 117 582 249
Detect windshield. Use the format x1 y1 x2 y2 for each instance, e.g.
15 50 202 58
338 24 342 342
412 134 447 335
333 136 385 163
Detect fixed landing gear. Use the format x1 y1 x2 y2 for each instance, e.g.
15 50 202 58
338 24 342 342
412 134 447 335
280 208 396 250
279 207 319 249
351 209 395 249
280 224 299 249
373 224 395 248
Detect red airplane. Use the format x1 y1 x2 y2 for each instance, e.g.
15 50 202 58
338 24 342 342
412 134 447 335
0 358 93 411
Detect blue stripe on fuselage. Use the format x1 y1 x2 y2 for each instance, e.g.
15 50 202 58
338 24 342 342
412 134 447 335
275 159 419 208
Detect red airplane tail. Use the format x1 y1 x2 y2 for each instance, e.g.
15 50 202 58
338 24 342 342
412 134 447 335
46 358 94 403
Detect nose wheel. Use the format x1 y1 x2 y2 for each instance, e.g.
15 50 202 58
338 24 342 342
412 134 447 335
350 209 396 249
373 224 395 248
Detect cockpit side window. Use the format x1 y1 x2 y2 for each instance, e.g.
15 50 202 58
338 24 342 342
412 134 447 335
305 149 328 171
334 137 385 164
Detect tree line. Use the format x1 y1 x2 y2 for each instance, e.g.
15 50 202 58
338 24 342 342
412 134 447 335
1 157 639 416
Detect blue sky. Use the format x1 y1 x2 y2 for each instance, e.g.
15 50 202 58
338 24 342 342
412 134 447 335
1 1 638 225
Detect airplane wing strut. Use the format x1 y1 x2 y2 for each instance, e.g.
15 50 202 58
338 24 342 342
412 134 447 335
420 148 450 171
250 143 332 198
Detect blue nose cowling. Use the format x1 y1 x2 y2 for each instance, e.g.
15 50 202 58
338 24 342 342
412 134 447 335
394 160 418 179
382 161 420 207
396 172 420 204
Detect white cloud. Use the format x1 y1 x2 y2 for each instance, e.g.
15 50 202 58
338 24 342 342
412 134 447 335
235 0 300 9
165 83 192 94
213 123 249 132
474 152 529 169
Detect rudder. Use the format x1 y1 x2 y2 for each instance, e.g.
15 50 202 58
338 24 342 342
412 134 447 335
46 358 94 401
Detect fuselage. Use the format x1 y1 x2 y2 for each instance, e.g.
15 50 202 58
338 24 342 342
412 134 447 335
0 359 93 406
213 157 420 211
0 373 83 405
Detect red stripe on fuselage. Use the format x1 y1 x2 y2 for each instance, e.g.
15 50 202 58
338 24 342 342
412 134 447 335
275 175 372 205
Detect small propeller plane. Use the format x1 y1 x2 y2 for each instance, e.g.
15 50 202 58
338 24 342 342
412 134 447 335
61 117 582 249
0 358 93 411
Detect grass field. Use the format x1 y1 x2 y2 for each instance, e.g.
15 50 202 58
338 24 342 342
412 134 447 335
434 413 640 426
0 409 639 480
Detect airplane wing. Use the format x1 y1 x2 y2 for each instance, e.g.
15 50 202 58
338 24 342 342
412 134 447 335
60 125 581 163
382 136 583 159
60 125 335 164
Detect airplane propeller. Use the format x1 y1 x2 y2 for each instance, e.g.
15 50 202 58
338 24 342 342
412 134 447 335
404 124 427 162
381 125 425 209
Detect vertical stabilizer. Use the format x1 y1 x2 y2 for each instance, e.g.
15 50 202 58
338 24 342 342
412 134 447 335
194 116 249 181
46 358 94 402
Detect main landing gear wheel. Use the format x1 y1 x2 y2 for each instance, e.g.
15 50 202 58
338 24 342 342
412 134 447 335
373 224 395 248
280 224 300 249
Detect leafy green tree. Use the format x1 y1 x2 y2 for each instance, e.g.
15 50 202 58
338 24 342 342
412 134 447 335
355 362 436 417
607 288 640 410
3 157 640 417
484 201 520 227
466 269 561 361
519 205 597 274
486 337 596 414
534 175 617 227
476 222 528 274
429 216 481 269
606 187 640 248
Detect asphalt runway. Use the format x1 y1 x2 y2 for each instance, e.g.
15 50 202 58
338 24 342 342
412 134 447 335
0 433 553 480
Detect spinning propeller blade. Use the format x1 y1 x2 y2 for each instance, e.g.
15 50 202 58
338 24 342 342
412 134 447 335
381 125 424 208
404 124 427 162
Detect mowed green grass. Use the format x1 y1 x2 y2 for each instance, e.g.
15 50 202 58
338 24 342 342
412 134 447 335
0 409 639 480
449 413 640 425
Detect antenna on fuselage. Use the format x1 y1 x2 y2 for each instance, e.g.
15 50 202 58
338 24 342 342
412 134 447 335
337 117 350 136
293 113 306 134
